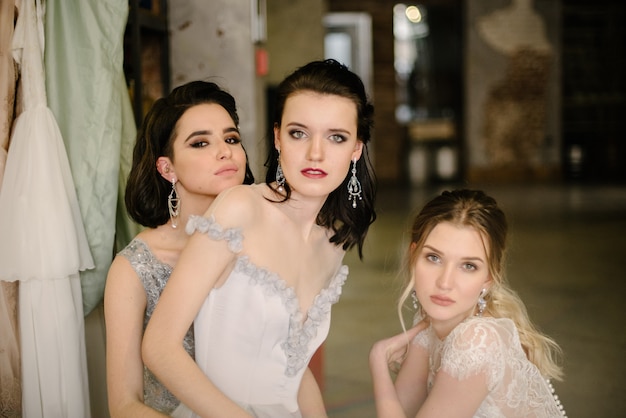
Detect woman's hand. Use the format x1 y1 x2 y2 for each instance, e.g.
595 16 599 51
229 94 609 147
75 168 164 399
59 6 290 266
369 321 429 418
370 321 428 369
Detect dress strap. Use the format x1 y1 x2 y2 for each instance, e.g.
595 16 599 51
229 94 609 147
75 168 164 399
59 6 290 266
186 215 243 254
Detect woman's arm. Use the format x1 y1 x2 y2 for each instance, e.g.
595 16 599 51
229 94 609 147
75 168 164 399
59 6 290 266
298 367 327 418
142 228 252 418
415 370 488 418
369 323 427 418
393 338 429 416
104 256 168 418
414 320 496 418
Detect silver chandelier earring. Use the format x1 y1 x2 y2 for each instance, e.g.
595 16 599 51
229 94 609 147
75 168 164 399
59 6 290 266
276 151 285 192
347 158 362 208
411 290 419 310
476 288 487 316
168 179 180 228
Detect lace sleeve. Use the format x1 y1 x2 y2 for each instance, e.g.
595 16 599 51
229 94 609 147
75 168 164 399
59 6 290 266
412 326 431 349
186 215 243 253
440 318 511 390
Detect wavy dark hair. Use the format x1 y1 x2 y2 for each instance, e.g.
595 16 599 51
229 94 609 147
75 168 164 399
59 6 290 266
265 59 376 258
126 81 255 228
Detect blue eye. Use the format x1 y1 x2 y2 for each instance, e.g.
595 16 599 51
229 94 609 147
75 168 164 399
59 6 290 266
462 263 477 271
426 254 440 263
289 130 306 139
329 134 347 143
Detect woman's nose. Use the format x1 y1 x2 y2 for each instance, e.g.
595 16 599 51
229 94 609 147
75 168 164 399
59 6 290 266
307 137 323 161
217 141 232 159
435 265 454 290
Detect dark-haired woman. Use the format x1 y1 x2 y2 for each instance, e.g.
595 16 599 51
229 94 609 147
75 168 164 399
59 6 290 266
143 60 377 417
104 81 254 417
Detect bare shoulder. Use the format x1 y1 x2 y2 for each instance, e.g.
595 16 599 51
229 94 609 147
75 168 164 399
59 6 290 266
104 252 145 306
204 184 273 227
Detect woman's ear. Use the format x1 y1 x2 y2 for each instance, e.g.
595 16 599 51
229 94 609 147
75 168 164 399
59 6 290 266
351 140 364 162
273 123 281 151
156 157 175 181
483 277 494 292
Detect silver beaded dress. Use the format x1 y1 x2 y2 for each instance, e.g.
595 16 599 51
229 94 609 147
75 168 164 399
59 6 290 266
120 238 195 414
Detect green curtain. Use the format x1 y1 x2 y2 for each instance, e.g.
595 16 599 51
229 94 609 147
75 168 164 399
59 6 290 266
44 0 140 315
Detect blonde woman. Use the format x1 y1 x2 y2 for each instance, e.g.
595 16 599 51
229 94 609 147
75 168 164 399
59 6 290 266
370 189 566 418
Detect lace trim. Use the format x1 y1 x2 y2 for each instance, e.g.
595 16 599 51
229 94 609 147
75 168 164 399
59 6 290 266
235 257 348 377
412 318 567 417
187 214 348 376
186 215 243 253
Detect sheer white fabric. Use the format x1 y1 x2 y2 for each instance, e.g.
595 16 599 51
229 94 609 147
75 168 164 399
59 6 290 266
172 215 348 418
0 0 94 415
413 317 565 418
0 1 21 414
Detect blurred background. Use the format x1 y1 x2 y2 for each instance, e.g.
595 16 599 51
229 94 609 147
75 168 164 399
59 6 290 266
3 0 623 416
118 1 626 417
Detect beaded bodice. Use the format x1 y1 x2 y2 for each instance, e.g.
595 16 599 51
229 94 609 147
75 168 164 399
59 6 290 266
413 317 567 417
120 239 195 414
187 215 347 415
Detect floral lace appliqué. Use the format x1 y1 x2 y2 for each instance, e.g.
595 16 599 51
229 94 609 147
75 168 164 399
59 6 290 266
412 318 566 417
235 257 348 377
187 214 349 377
186 215 243 253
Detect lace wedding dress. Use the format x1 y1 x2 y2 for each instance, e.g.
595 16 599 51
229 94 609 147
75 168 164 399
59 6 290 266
413 317 567 417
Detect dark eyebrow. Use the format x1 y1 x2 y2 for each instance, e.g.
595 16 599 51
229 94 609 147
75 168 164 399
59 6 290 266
184 127 239 143
285 122 351 135
184 130 211 143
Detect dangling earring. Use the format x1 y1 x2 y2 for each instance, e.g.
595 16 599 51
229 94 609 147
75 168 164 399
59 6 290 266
411 290 419 310
276 150 285 192
476 288 487 316
347 158 362 208
168 179 180 228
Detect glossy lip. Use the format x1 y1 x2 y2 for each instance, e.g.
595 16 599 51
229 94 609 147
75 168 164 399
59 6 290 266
430 295 454 306
214 164 239 176
301 168 327 178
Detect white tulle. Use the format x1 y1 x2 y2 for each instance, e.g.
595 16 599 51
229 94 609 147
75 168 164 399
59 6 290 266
0 0 93 416
0 106 94 281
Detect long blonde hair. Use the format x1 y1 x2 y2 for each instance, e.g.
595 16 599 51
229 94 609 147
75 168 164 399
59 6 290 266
397 189 563 380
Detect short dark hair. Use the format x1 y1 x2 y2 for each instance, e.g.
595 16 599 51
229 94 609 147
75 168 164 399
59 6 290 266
125 81 255 228
265 59 376 258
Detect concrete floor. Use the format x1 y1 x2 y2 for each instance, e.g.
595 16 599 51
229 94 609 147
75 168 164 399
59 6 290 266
322 183 626 418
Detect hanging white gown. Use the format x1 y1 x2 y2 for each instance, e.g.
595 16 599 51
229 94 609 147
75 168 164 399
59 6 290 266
0 1 21 415
0 0 95 416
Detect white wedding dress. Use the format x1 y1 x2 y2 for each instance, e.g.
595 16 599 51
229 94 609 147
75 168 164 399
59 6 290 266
172 215 348 418
413 317 566 417
0 0 94 416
